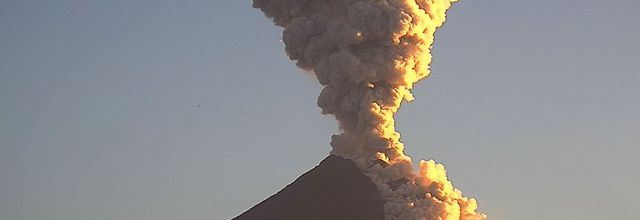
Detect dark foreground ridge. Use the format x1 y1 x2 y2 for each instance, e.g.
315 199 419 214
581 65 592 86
233 155 385 220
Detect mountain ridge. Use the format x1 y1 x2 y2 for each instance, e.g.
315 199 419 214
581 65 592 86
233 155 385 220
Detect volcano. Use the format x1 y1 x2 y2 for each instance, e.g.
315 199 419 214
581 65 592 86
233 155 385 220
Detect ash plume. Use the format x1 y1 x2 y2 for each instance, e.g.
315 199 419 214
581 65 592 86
253 0 486 219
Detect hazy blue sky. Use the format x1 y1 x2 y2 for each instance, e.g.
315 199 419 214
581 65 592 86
1 1 638 219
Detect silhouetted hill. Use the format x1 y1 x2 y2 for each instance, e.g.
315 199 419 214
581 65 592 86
233 155 385 220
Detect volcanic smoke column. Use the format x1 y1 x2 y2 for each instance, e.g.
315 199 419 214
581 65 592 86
253 0 486 219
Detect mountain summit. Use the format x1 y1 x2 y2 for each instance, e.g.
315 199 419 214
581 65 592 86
233 155 385 220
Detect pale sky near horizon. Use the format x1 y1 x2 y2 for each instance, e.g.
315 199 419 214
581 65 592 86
1 1 639 219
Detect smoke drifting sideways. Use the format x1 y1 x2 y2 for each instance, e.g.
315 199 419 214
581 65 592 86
253 0 486 219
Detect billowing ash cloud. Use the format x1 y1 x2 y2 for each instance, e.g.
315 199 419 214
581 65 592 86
253 0 486 219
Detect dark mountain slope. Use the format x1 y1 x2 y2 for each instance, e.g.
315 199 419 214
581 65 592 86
233 155 385 220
